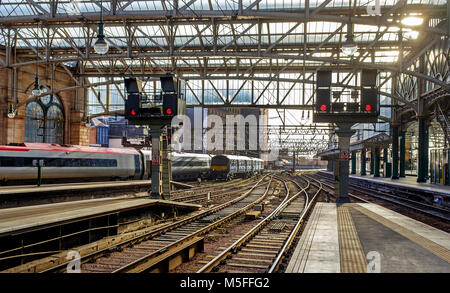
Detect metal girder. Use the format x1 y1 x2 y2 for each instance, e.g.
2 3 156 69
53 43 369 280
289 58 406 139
4 50 448 90
25 0 49 16
269 138 329 154
267 125 331 136
1 6 447 36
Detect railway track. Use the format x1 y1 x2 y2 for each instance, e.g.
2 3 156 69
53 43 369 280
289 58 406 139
33 175 274 273
310 173 450 221
0 176 265 272
171 177 261 205
194 174 324 273
170 177 252 199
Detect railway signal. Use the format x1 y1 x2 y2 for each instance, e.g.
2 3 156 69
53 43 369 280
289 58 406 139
312 69 380 203
315 70 331 113
123 74 186 199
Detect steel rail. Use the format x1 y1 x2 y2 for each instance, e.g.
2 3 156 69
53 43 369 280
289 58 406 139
112 176 275 273
172 179 259 203
268 175 323 273
39 175 271 273
196 175 307 273
303 173 370 203
312 173 450 220
170 177 252 197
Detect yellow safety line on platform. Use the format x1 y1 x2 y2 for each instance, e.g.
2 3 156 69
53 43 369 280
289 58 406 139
337 205 367 273
352 205 450 264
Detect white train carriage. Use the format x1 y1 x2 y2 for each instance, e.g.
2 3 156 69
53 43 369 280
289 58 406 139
0 143 142 184
140 150 212 181
251 157 264 173
170 152 212 181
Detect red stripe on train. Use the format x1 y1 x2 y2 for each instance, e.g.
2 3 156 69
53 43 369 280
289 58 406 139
0 143 139 155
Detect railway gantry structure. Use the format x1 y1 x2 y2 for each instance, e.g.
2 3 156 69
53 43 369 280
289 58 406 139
0 0 449 162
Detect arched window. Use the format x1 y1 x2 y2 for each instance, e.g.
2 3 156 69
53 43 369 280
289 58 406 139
25 87 65 144
25 102 44 143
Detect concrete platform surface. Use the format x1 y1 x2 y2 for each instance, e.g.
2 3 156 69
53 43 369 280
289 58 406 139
286 202 450 273
0 197 200 236
321 171 450 196
350 173 450 196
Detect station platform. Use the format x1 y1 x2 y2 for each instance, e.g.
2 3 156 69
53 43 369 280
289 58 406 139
0 180 154 209
0 197 200 237
0 180 151 196
320 171 450 196
286 203 450 273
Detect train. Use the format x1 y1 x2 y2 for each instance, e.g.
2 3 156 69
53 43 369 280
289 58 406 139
210 154 265 180
0 143 264 184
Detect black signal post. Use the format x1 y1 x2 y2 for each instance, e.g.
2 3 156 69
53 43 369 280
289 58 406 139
32 159 44 187
313 69 380 203
124 74 185 199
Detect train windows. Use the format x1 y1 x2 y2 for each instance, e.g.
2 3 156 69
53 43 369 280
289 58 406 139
171 158 211 167
134 155 141 176
0 157 16 167
0 157 117 168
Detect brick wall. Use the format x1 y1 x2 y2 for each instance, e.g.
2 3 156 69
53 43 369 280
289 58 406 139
0 55 89 145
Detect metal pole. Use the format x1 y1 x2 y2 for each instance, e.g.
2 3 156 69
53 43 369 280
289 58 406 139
447 149 450 186
370 149 374 174
335 123 355 203
37 165 41 186
292 149 296 172
374 147 380 177
400 131 406 177
150 127 163 198
360 149 366 176
351 151 356 174
384 147 389 177
417 118 427 182
392 126 399 179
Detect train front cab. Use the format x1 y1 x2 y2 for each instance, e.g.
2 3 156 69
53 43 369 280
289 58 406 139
211 155 232 180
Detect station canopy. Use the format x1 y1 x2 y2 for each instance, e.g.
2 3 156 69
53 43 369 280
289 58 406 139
1 0 447 74
1 0 448 156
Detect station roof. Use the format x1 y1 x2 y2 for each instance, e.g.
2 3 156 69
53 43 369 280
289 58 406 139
317 133 393 158
0 0 447 71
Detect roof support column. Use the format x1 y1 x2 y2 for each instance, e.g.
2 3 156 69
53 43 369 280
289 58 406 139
417 55 428 183
370 150 374 175
374 147 380 178
417 118 429 182
351 151 356 174
335 123 355 203
360 149 366 176
384 147 390 178
399 131 406 177
327 159 334 172
391 125 399 179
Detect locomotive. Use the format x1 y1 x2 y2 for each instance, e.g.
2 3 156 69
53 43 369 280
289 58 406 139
210 154 264 180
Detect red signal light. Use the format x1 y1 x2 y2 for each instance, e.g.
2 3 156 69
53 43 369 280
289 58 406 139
165 108 173 115
365 104 373 111
320 104 327 111
131 109 136 115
